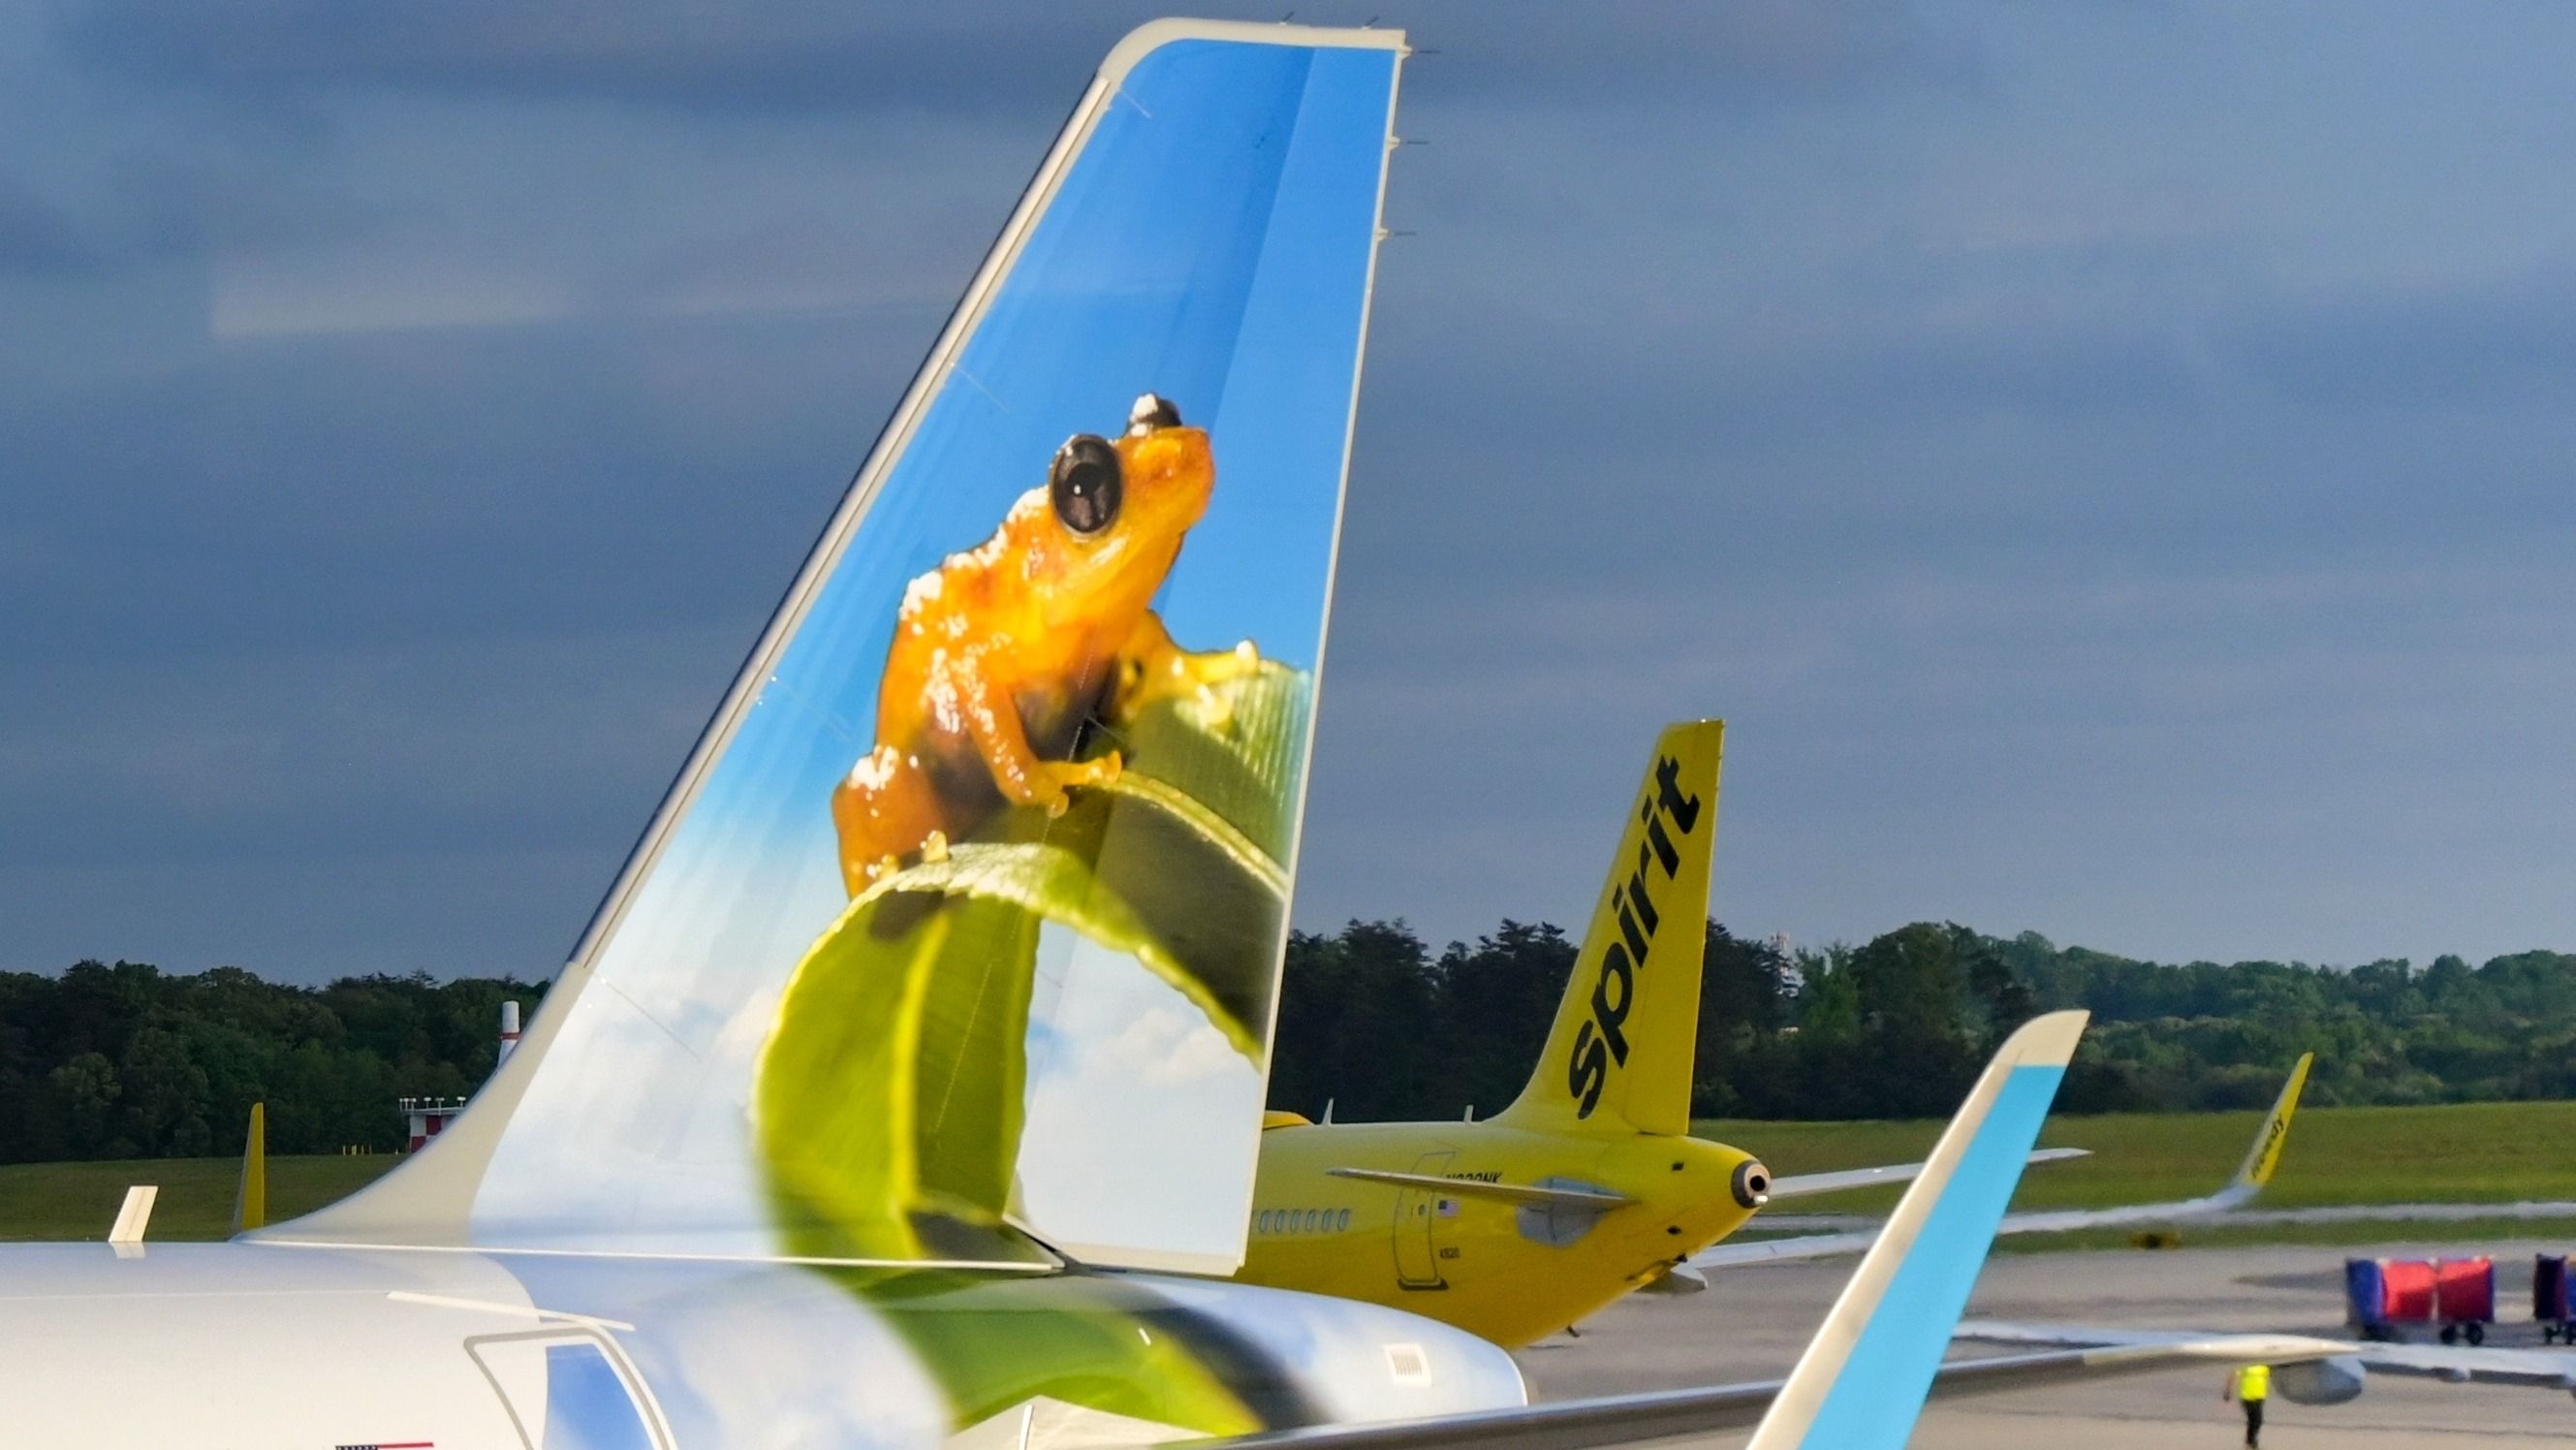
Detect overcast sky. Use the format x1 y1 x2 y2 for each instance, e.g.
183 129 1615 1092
9 2 2576 984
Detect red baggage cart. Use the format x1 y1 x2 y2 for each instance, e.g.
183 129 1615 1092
2346 1257 2437 1340
2435 1256 2494 1344
2382 1258 2437 1325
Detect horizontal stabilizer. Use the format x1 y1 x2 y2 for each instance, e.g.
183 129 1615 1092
1767 1148 2088 1202
1326 1168 1631 1212
1964 1321 2575 1396
1208 1321 2342 1447
1693 1052 2312 1271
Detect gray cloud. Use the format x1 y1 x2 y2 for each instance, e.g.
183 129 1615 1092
14 2 2576 983
56 0 1102 116
56 0 1978 117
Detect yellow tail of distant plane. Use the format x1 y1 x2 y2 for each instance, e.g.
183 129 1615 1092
1495 719 1722 1137
232 1102 266 1234
2230 1050 2311 1197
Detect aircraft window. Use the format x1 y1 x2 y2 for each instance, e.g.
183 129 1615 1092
1256 1211 1272 1234
1305 1209 1320 1233
1336 1208 1351 1232
465 1329 665 1450
545 1341 656 1450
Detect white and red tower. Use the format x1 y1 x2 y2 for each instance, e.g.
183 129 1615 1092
396 1000 524 1151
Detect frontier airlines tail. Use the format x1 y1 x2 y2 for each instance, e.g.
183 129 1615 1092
1496 720 1722 1136
257 19 1409 1277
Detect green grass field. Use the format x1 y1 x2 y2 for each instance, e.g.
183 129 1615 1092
0 1154 398 1242
1698 1098 2576 1249
5 1099 2573 1247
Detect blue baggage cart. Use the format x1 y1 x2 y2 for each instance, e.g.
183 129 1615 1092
2346 1257 2435 1341
2347 1258 2390 1339
2538 1255 2574 1344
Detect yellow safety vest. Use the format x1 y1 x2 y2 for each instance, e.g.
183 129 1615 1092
2237 1365 2271 1402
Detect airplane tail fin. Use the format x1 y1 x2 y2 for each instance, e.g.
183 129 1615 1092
231 1101 266 1234
2225 1051 2311 1201
1745 1010 2089 1450
1496 720 1722 1137
259 20 1408 1277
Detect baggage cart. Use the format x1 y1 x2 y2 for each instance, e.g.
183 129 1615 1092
2537 1255 2574 1344
2346 1257 2437 1341
2434 1256 2494 1345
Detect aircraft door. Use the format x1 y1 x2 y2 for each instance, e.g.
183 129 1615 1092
1392 1151 1455 1290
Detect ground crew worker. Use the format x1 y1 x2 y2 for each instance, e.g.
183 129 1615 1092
2222 1362 2271 1446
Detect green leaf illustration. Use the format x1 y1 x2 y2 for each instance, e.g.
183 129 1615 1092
830 1268 1271 1439
757 659 1310 1266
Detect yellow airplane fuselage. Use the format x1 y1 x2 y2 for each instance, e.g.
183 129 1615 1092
1239 1118 1764 1348
1236 722 1742 1348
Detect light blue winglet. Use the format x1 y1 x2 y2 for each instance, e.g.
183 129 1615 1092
1745 1010 2089 1450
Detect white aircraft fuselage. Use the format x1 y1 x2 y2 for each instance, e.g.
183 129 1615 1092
0 1239 1523 1447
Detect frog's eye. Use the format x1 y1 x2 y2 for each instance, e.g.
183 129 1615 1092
1050 434 1122 537
1128 393 1182 436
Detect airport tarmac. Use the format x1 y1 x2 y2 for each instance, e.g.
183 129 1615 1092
1522 1239 2576 1446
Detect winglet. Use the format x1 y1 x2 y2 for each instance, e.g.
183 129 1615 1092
1745 1010 2088 1450
232 1101 267 1234
108 1184 157 1245
2231 1051 2311 1194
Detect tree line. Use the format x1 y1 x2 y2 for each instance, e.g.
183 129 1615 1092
0 962 547 1162
5 921 2575 1162
1270 920 2576 1123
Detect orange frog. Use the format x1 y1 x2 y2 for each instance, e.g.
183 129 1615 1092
832 393 1254 894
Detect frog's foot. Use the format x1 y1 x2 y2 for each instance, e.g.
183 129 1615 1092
1023 750 1122 818
832 744 957 897
1115 640 1262 724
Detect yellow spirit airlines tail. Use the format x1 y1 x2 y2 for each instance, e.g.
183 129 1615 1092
1496 719 1721 1136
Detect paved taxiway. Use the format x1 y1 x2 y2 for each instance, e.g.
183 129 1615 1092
1522 1239 2576 1446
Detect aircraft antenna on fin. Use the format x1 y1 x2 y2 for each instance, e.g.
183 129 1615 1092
1495 721 1722 1137
256 20 1409 1276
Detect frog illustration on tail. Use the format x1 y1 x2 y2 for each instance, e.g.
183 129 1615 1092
832 393 1258 894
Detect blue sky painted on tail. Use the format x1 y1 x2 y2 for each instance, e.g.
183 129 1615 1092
690 39 1387 830
465 33 1394 1264
12 4 2576 981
